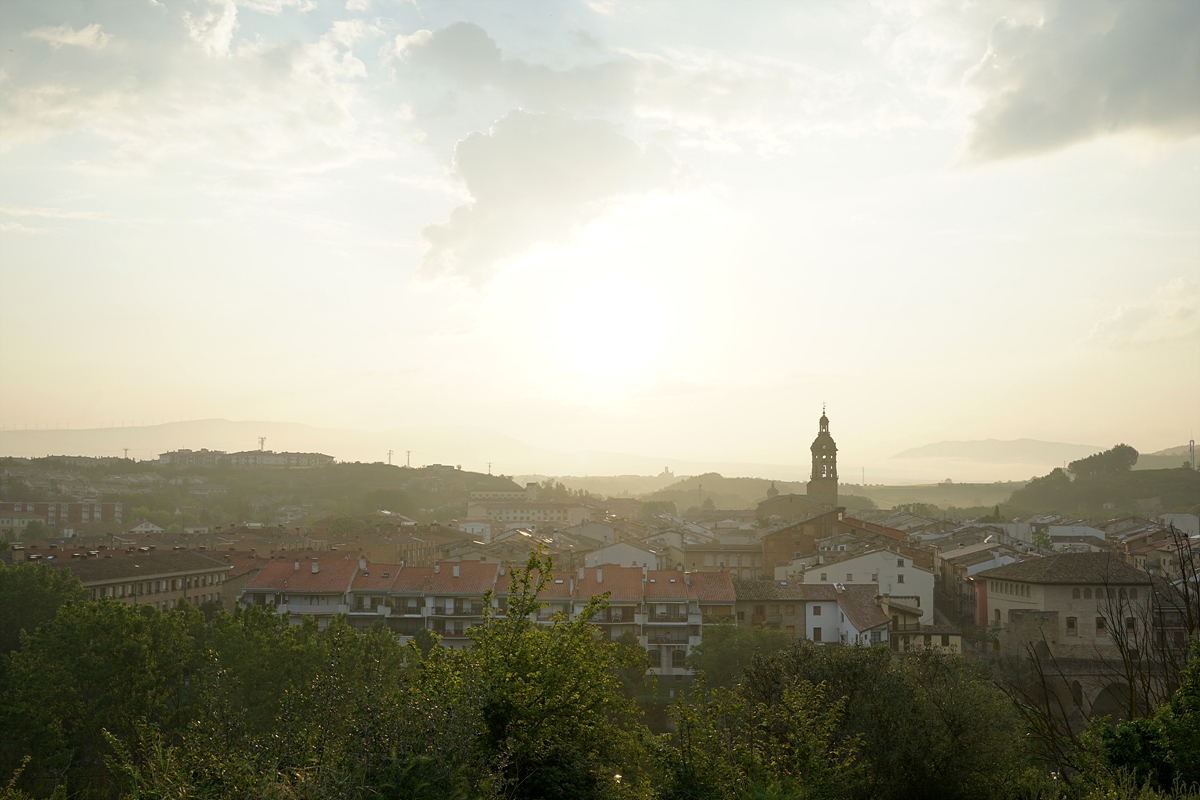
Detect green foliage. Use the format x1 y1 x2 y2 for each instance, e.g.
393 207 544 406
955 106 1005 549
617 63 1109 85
685 622 792 688
1074 638 1200 794
659 678 861 800
1070 444 1139 479
1008 466 1200 514
739 644 1029 800
0 563 88 655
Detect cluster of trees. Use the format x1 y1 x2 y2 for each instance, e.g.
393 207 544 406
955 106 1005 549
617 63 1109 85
1 554 1198 800
1069 445 1140 479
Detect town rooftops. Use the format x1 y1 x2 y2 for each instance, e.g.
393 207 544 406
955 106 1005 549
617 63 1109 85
644 570 691 599
974 552 1150 585
351 562 404 591
836 584 891 632
732 579 839 602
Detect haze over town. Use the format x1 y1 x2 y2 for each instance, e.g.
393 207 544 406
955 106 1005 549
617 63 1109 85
1 0 1197 476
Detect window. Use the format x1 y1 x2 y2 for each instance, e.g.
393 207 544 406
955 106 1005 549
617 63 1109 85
820 573 827 581
897 559 904 568
1073 588 1080 599
672 650 685 668
897 574 904 584
648 650 661 668
786 625 794 635
872 573 878 581
737 612 744 621
941 634 950 646
785 604 794 614
1126 617 1136 634
812 627 822 642
754 605 765 616
813 605 822 616
847 573 853 581
1066 617 1077 636
871 630 882 644
1096 617 1106 636
770 605 779 614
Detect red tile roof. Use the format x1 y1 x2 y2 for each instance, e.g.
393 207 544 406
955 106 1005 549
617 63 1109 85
244 558 357 593
391 566 433 593
426 561 498 595
574 565 644 602
352 562 404 591
644 570 690 599
687 571 736 602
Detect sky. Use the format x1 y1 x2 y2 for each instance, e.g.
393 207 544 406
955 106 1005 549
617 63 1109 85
1 0 1198 477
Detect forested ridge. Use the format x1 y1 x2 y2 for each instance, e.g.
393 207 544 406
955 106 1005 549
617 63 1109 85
1 556 1198 800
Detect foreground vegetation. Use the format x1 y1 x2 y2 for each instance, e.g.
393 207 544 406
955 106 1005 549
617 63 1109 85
1 557 1198 800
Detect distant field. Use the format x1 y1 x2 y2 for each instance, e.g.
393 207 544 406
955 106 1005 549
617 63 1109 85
847 481 1025 511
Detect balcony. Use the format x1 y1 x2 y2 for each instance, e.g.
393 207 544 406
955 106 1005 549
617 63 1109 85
646 633 690 645
431 606 484 617
647 612 689 624
591 609 636 624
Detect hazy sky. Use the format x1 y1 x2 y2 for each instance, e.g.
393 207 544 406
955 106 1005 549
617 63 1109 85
1 0 1197 473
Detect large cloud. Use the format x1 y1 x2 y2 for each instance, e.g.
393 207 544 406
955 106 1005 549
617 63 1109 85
421 110 684 280
1090 277 1200 348
392 22 790 132
963 0 1200 161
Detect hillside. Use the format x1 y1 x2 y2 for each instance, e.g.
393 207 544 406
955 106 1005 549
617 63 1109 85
1008 466 1200 515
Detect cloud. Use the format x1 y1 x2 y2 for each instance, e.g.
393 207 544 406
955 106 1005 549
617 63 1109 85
1090 277 1200 348
963 0 1200 161
185 0 238 56
391 22 790 135
24 23 112 50
421 110 684 280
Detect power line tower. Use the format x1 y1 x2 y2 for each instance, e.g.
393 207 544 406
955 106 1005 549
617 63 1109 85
406 450 411 468
123 448 129 460
258 436 266 451
387 449 394 465
487 462 492 475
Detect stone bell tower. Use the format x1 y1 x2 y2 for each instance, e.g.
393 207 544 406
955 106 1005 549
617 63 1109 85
806 406 838 508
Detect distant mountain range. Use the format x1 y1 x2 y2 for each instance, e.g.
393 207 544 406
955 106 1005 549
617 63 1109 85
891 439 1103 464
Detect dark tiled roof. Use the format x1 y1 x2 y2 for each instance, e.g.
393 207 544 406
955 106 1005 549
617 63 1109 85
836 584 889 632
644 570 690 599
731 579 819 601
244 558 357 593
574 566 644 602
49 551 227 584
426 561 498 595
975 552 1150 585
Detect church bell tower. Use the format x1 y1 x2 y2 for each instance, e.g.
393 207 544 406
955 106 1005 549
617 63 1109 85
806 407 838 508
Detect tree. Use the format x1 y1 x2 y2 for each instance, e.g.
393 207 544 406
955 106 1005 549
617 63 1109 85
685 622 792 688
0 562 88 655
1070 444 1139 479
20 520 50 539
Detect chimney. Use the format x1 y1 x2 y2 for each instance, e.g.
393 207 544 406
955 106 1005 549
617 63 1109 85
578 566 585 580
294 560 300 571
311 559 319 574
452 564 460 578
596 567 603 584
358 555 367 571
434 564 441 573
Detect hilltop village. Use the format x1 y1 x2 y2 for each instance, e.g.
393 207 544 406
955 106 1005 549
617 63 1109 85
3 412 1197 703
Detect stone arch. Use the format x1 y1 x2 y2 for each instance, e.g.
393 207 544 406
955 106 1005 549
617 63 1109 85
1091 682 1130 721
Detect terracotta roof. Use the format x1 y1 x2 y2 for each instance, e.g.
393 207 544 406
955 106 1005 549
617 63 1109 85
644 570 690 599
391 566 433 593
352 562 404 591
687 571 736 602
837 584 889 632
244 558 357 593
975 552 1150 585
574 565 644 602
426 561 498 595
